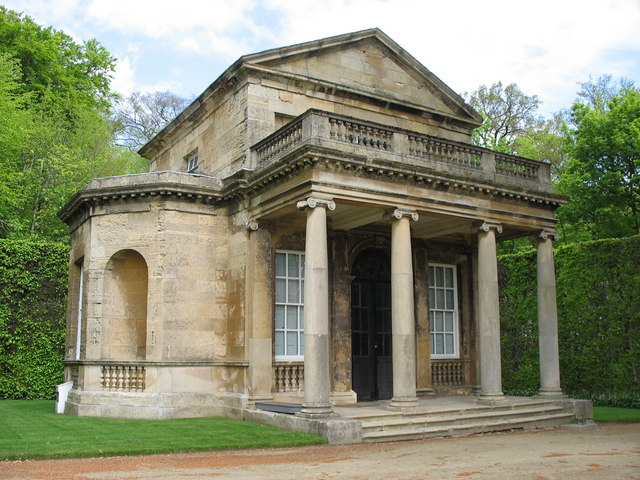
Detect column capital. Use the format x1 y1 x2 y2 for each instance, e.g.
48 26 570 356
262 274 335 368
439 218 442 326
534 230 559 242
478 222 503 234
246 219 273 232
391 208 419 222
296 196 336 212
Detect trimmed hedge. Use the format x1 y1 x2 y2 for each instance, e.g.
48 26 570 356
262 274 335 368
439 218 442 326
499 235 640 406
0 240 68 399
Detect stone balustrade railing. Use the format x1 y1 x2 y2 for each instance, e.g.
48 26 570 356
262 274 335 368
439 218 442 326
273 362 304 393
431 359 469 387
101 364 146 391
329 117 393 150
252 110 551 188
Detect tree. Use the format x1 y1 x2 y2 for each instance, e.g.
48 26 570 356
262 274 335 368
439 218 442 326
0 8 146 240
0 6 115 121
464 82 543 153
112 91 191 150
556 80 640 241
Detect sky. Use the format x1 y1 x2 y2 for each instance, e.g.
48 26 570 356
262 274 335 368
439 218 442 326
4 0 640 117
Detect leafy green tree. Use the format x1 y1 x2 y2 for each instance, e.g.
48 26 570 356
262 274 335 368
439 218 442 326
556 81 640 241
0 8 146 240
464 82 543 153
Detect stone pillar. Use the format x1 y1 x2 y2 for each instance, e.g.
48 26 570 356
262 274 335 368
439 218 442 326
477 222 505 401
297 196 335 417
536 231 564 397
390 208 419 407
246 220 274 406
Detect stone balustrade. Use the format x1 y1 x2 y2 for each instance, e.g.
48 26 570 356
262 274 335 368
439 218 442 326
431 359 469 387
252 110 552 189
100 364 146 392
273 362 304 393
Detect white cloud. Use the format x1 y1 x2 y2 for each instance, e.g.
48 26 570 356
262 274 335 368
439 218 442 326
110 56 135 95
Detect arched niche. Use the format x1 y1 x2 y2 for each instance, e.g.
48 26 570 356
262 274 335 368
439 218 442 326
102 249 148 360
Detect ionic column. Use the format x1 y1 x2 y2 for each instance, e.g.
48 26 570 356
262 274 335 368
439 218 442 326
391 208 419 407
536 231 564 396
477 222 505 401
297 196 335 417
246 220 274 406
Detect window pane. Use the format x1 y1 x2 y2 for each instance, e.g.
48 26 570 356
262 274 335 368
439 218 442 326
287 332 297 355
446 289 454 310
429 311 434 332
436 289 445 310
430 333 435 354
275 253 286 277
288 254 299 278
435 333 444 354
428 266 435 287
445 333 454 354
299 332 304 355
435 311 443 331
288 279 299 303
445 267 453 288
299 308 304 329
275 305 285 329
445 312 454 332
436 266 444 287
428 289 435 309
301 279 304 302
286 306 298 329
275 278 286 303
275 331 284 356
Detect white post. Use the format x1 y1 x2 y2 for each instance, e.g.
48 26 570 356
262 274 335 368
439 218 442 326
536 231 564 396
390 208 419 407
297 196 335 417
477 222 505 402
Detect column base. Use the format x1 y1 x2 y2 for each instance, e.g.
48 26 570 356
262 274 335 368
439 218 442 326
477 393 507 405
297 403 335 418
390 396 418 409
536 389 566 398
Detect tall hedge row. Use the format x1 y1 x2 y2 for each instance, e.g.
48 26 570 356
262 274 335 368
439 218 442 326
0 240 68 399
499 235 640 403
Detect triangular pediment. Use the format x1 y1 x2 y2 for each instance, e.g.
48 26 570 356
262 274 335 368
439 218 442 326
243 29 481 126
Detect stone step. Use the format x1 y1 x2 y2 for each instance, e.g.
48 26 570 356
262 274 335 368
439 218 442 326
362 412 574 443
361 405 566 431
349 399 559 423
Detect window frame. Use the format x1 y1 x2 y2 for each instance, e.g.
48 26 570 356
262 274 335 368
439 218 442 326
428 262 460 359
186 151 199 173
274 250 305 361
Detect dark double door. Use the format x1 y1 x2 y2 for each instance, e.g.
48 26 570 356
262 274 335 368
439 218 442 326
351 250 392 401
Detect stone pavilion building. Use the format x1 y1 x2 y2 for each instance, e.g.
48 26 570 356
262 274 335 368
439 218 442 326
60 29 582 440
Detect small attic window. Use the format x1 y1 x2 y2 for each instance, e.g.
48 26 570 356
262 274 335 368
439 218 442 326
186 151 199 173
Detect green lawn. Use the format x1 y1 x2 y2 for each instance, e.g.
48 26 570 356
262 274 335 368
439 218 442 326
0 400 325 460
593 406 640 423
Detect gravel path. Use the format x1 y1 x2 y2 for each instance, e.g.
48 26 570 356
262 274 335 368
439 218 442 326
1 423 639 480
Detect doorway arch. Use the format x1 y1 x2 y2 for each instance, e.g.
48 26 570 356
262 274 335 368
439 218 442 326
351 249 392 401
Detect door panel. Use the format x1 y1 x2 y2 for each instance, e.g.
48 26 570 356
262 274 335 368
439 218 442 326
351 250 392 401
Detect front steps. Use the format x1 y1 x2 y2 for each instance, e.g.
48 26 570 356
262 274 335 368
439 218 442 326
343 398 574 443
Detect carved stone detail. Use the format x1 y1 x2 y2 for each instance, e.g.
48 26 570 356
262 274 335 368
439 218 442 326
296 196 336 211
479 222 503 234
392 208 419 222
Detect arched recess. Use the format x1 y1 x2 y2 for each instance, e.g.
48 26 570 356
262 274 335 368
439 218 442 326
103 249 148 360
